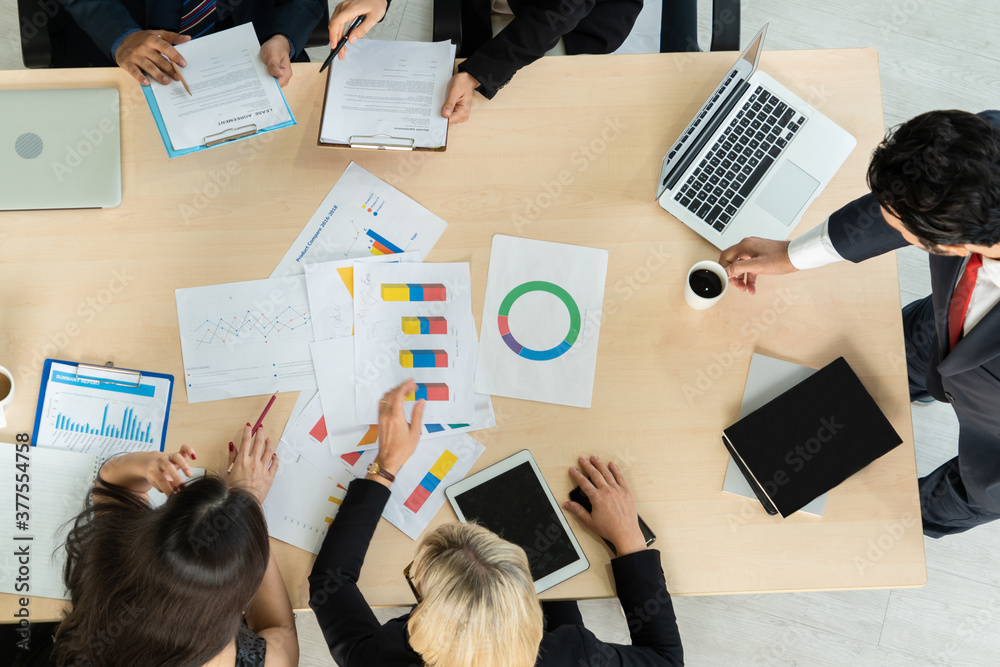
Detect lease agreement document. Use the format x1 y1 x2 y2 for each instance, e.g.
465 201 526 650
320 40 455 149
146 23 294 153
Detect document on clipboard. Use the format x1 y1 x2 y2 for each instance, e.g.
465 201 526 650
142 23 296 158
319 39 456 151
32 360 174 459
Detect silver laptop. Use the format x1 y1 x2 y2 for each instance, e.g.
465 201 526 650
656 24 856 249
1 88 121 211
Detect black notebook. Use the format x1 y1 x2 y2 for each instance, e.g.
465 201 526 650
722 356 902 517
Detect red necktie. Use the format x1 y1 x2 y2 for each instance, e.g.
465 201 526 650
948 253 983 350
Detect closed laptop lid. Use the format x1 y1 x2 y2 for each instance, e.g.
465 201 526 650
0 88 122 211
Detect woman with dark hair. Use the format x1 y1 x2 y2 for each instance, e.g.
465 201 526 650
51 424 297 667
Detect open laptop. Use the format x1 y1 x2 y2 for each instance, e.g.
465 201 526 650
1 88 121 211
655 24 856 249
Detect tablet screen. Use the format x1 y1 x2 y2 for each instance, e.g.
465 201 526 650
451 461 579 581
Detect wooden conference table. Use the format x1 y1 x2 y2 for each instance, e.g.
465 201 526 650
0 47 926 620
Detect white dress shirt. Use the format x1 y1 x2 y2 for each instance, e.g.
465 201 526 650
787 222 1000 337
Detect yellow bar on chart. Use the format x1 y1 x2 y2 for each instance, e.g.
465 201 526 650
399 350 415 368
429 450 459 479
401 317 422 335
382 284 409 301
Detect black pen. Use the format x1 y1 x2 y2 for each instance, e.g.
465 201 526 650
319 15 365 73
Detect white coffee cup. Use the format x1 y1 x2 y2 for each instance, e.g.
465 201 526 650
684 260 729 310
0 366 14 429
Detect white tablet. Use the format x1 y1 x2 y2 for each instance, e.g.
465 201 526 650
445 449 589 593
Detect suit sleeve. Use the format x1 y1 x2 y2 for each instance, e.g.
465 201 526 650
62 0 142 58
826 193 908 262
307 479 392 667
540 549 683 666
268 0 325 58
458 0 596 99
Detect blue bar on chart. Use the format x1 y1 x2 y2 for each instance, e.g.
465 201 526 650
54 404 156 444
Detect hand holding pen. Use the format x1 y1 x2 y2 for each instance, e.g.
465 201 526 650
322 0 389 70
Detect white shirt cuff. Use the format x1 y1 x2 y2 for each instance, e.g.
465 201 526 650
787 218 845 270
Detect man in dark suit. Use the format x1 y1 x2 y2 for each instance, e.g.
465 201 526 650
720 109 1000 537
60 0 324 87
309 380 684 666
326 0 642 123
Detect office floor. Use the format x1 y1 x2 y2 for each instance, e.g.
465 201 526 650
3 1 1000 665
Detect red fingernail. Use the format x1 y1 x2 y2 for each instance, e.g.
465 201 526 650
229 443 234 451
191 453 197 460
246 422 251 427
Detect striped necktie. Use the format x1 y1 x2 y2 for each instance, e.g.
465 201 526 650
180 0 217 38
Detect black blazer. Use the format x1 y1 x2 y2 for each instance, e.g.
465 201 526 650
827 109 1000 522
457 0 644 99
61 0 323 60
309 479 684 666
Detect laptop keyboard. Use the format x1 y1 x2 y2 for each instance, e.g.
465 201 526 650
674 86 806 233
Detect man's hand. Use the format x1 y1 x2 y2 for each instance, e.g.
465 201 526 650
719 237 797 295
260 35 293 87
328 0 388 60
563 456 647 557
442 72 479 124
115 30 190 86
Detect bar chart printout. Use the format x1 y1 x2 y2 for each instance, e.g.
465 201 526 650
35 361 173 457
404 450 458 512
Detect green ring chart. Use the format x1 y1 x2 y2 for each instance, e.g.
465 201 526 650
498 281 581 361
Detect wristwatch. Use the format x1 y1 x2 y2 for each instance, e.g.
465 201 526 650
366 460 396 484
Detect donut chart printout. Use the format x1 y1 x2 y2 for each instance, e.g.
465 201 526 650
475 235 609 408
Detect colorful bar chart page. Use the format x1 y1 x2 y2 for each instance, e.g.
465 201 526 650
271 162 447 278
353 262 477 424
474 236 609 408
175 276 317 403
371 433 484 540
34 360 173 458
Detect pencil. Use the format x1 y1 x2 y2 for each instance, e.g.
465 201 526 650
168 59 192 96
251 394 277 435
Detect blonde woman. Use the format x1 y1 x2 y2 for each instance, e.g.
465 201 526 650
309 379 684 666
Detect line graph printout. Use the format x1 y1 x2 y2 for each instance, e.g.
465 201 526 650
176 276 317 403
270 162 447 278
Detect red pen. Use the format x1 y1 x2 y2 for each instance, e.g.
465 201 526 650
251 394 276 435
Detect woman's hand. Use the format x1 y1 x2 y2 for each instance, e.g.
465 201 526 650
563 455 647 556
328 0 389 60
228 423 278 503
368 380 425 486
145 445 197 496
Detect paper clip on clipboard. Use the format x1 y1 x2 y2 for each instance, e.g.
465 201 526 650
205 124 258 147
349 134 416 151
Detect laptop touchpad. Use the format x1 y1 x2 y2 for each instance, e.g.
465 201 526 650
755 162 819 226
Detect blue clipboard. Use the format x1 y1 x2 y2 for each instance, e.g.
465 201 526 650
32 359 174 453
142 80 296 158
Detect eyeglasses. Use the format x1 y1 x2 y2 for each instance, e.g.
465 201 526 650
403 561 421 602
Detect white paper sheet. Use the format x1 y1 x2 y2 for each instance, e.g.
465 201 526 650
280 389 378 474
343 434 485 540
262 441 355 554
305 253 420 341
35 361 171 457
148 24 292 151
722 353 828 516
320 39 455 149
475 235 608 408
270 162 448 278
310 338 496 464
175 276 316 403
354 262 477 423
